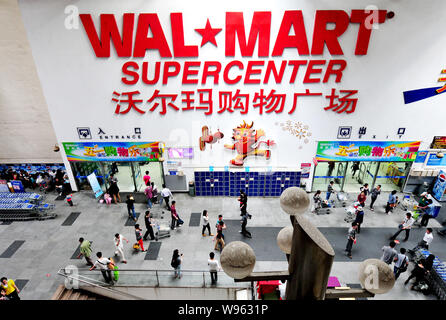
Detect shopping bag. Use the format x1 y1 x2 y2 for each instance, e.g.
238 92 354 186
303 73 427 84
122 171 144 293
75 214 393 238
113 266 119 281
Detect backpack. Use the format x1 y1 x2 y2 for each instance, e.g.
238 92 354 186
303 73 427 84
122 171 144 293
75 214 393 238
398 257 408 272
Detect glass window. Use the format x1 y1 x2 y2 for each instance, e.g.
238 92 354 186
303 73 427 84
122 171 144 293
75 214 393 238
312 161 346 192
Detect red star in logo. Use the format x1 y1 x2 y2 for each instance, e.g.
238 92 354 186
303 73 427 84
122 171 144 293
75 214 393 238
195 19 222 47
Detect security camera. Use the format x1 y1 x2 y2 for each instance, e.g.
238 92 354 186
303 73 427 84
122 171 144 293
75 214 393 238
54 144 60 152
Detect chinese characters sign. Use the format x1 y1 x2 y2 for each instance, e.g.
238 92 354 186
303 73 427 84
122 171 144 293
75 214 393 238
62 142 163 162
316 141 420 162
112 88 358 116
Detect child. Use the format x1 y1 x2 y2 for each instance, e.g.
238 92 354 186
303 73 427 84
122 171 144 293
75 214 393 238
66 194 73 207
104 192 112 205
134 224 145 252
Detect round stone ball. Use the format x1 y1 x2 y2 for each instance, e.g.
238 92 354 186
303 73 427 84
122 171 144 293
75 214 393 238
280 187 310 215
358 259 395 294
220 241 256 279
277 226 294 254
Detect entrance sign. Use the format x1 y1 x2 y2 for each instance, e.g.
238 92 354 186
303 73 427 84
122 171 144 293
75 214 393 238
316 141 420 162
87 173 104 198
63 142 164 162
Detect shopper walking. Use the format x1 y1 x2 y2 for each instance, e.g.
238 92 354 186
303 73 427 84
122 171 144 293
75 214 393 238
345 222 358 259
134 224 146 252
143 210 156 241
215 215 226 231
143 171 151 186
409 228 434 253
76 237 94 267
214 222 226 252
202 210 213 237
385 190 397 214
126 195 137 221
170 201 180 230
114 233 129 264
161 184 173 210
404 257 431 288
240 213 252 238
0 277 20 300
357 191 367 208
369 185 381 211
381 241 398 265
238 190 248 216
354 206 365 234
390 212 414 242
208 252 221 285
360 183 370 196
90 252 114 284
351 162 360 178
109 174 121 203
393 248 409 280
144 183 153 209
151 182 159 204
418 199 435 227
171 249 183 279
326 181 335 200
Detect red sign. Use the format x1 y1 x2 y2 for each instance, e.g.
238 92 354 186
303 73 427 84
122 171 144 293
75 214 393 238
79 10 388 115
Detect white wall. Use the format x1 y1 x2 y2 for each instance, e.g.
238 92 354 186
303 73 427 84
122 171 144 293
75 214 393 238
16 0 446 186
0 0 62 164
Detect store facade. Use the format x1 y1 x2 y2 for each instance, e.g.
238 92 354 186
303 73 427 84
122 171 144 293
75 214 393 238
17 0 446 195
312 141 420 192
63 142 165 192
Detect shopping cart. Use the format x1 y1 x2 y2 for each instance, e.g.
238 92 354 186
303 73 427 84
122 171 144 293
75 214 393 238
154 221 171 240
344 202 360 223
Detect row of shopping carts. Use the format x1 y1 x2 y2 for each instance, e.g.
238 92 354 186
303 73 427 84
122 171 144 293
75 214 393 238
0 192 56 221
415 249 446 300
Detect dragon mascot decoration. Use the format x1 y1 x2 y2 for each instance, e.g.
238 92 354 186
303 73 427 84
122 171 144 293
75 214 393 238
224 121 275 166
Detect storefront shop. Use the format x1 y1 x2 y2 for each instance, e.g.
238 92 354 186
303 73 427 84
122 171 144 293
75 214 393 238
63 142 165 193
17 0 446 195
312 141 420 192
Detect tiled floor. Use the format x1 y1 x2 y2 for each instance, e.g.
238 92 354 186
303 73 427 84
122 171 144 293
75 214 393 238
0 189 443 300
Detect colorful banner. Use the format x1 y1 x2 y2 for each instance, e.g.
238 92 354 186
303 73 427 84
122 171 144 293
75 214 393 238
63 142 164 162
316 141 420 162
433 170 446 201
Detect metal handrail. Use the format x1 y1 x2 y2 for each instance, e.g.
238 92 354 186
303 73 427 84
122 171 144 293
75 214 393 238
57 269 144 300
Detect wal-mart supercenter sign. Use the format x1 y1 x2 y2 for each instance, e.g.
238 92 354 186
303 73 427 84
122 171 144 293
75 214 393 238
78 9 389 116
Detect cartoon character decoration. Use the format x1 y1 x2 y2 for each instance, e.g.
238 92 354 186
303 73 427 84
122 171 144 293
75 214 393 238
224 121 275 166
199 126 224 151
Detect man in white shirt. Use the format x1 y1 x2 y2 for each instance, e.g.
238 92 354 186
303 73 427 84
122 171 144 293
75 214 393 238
390 212 414 242
208 252 221 285
161 184 173 210
114 233 129 264
393 248 409 280
410 228 434 253
90 252 114 284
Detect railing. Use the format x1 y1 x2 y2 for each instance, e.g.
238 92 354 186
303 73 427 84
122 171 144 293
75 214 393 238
57 268 144 300
58 267 253 299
